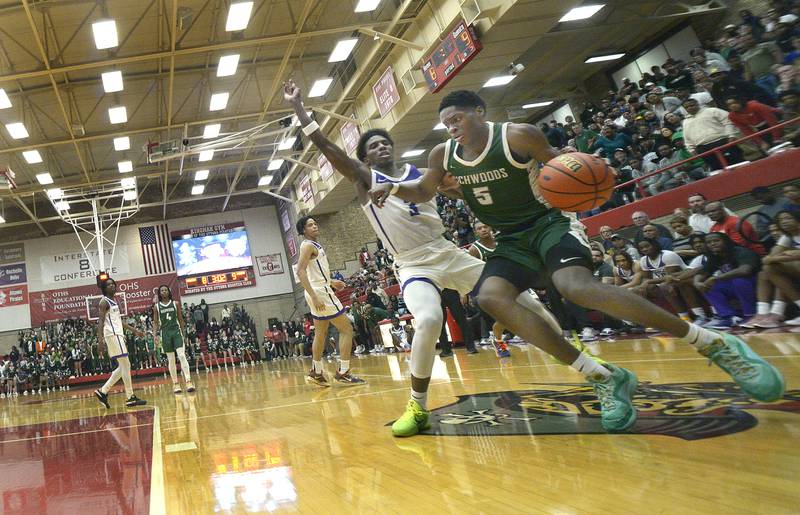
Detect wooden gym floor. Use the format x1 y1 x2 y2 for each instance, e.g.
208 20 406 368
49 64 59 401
1 331 799 514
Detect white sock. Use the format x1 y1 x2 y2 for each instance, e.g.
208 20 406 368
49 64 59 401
771 301 787 316
691 307 706 317
678 323 717 350
411 389 428 410
757 302 771 316
339 360 350 373
313 360 324 374
570 352 611 380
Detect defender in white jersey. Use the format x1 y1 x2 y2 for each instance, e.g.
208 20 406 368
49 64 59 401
285 80 556 436
295 216 365 386
93 277 147 408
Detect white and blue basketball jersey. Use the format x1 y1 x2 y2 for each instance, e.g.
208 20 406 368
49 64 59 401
302 240 332 285
102 296 124 337
362 164 445 256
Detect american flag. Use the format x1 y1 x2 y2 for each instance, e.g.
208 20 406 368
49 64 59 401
139 224 175 275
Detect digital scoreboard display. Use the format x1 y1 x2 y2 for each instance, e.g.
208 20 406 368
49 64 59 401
422 18 482 93
181 269 255 295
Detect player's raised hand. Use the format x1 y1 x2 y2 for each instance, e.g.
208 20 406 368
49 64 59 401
369 183 393 207
283 79 302 104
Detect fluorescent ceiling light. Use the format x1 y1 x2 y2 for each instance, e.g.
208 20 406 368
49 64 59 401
113 136 130 151
523 101 554 108
402 149 425 158
225 1 253 31
308 78 333 97
121 177 136 189
355 0 381 12
483 75 515 88
0 89 11 109
55 201 70 212
209 92 229 111
46 188 63 200
6 122 29 139
195 169 209 181
101 70 123 93
23 150 43 164
108 106 127 124
118 160 133 173
267 159 284 171
585 53 626 63
217 54 240 77
123 190 137 201
198 150 214 162
329 39 358 62
433 122 446 130
559 4 605 22
36 173 53 185
92 20 118 49
191 184 205 195
203 124 221 139
258 175 274 186
278 136 297 150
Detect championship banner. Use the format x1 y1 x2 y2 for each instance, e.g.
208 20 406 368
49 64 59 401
0 284 28 309
256 254 284 276
0 263 26 286
28 273 178 326
170 222 245 239
40 247 129 284
0 243 25 265
340 117 360 156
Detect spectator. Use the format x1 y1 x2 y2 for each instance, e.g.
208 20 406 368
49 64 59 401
591 249 614 284
661 61 695 91
366 281 389 310
725 96 783 149
694 232 761 328
609 234 641 261
612 251 643 289
739 10 766 41
681 98 743 171
646 91 682 122
572 123 598 153
647 143 706 195
751 186 793 237
706 201 766 255
708 68 776 107
740 33 782 97
635 238 701 322
690 47 730 75
642 223 674 250
590 125 633 157
598 225 615 253
783 183 800 212
358 247 372 267
670 215 702 262
688 193 716 233
631 210 672 242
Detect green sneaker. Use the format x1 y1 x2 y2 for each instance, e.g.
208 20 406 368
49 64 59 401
700 332 785 402
391 399 431 437
588 364 638 433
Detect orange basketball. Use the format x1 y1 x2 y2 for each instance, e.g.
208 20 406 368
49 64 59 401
538 152 617 212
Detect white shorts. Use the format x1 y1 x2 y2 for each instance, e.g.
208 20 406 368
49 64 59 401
394 238 484 296
105 333 128 359
305 283 345 320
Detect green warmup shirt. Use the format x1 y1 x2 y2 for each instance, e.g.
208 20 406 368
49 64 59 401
157 300 184 353
444 121 583 273
471 241 496 262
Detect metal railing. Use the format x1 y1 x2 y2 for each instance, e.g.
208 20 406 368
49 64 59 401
610 115 800 199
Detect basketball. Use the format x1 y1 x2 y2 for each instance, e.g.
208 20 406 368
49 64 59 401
538 152 616 212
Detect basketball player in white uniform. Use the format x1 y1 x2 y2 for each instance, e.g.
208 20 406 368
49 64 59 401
295 216 366 386
93 277 147 408
284 80 559 436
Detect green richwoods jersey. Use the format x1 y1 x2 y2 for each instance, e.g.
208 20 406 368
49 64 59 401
444 122 556 233
472 241 496 262
157 300 180 331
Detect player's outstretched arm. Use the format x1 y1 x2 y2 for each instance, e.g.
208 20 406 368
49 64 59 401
506 123 560 163
369 143 448 206
283 80 371 188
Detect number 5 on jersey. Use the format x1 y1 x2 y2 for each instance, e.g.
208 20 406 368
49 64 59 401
473 186 494 205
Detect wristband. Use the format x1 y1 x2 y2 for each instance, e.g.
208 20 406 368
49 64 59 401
302 121 320 136
389 183 400 196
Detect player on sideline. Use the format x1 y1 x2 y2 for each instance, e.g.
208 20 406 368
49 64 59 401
94 277 148 408
285 79 559 436
295 216 365 386
468 221 511 357
370 90 785 432
152 285 195 394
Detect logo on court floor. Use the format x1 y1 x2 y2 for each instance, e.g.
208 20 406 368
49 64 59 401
424 383 800 440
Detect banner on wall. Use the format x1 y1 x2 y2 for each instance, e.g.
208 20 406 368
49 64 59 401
340 117 360 156
256 254 284 276
286 235 297 259
0 284 28 309
317 153 335 181
169 222 245 239
372 66 400 118
0 263 27 286
28 273 178 326
40 247 129 284
0 243 25 265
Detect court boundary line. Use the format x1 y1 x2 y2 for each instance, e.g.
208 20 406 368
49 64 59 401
149 405 166 515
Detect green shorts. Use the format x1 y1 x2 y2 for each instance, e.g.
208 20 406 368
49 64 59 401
160 328 184 353
492 214 577 273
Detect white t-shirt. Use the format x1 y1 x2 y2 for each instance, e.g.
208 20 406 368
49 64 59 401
688 255 707 269
640 250 686 279
777 234 800 249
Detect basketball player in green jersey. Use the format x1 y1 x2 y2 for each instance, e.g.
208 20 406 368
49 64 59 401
153 285 195 394
370 90 784 432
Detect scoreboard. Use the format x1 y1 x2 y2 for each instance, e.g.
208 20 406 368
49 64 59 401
421 18 482 93
180 268 255 295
